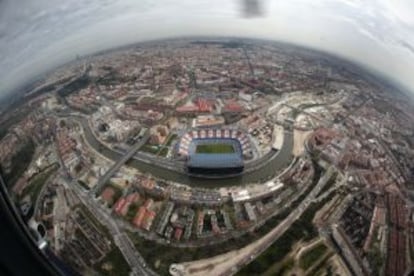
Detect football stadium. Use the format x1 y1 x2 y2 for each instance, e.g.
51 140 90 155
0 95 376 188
178 129 251 176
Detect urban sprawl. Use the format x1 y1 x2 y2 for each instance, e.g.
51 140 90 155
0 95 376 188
1 39 414 276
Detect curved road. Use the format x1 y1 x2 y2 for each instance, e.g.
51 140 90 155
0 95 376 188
69 114 293 187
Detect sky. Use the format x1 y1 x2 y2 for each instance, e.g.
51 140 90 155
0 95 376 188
1 0 414 97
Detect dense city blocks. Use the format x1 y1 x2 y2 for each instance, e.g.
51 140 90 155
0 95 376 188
0 38 413 276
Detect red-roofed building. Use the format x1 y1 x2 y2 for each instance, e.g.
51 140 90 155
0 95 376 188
176 104 199 113
223 101 244 113
133 206 146 227
126 193 140 203
142 210 156 231
196 98 213 112
176 98 214 114
101 187 115 205
114 198 127 215
119 193 140 216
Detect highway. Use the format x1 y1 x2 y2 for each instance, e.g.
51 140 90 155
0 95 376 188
170 166 336 276
54 130 155 275
223 166 336 275
91 130 150 196
60 112 294 187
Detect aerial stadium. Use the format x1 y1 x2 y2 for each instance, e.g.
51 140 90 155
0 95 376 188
178 129 252 177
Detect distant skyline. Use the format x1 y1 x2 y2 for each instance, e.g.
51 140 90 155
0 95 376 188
1 0 414 97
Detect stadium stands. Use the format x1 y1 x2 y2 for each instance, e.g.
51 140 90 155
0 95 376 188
178 129 251 176
178 129 251 157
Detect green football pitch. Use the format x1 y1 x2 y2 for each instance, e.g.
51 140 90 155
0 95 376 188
195 144 235 154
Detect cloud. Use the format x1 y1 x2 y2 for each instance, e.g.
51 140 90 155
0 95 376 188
398 40 414 55
386 0 414 26
1 0 414 96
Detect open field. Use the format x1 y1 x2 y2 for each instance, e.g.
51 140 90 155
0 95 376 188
195 144 235 154
293 129 312 157
95 247 131 276
20 165 58 201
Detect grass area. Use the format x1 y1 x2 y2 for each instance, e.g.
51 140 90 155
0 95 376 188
3 139 36 189
126 203 139 221
158 147 169 157
140 144 159 154
95 247 131 276
140 134 173 157
21 165 58 201
237 191 335 276
195 143 235 154
306 252 334 276
129 232 209 274
165 134 178 147
127 229 280 275
366 245 384 276
299 242 328 270
263 257 295 276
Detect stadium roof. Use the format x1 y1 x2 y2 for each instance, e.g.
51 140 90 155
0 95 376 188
187 153 243 169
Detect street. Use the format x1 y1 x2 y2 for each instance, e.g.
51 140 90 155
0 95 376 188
91 130 150 196
67 177 156 276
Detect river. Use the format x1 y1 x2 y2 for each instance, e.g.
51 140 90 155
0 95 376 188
77 115 293 187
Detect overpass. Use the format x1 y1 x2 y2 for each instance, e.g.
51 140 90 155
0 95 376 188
91 130 150 197
60 113 293 187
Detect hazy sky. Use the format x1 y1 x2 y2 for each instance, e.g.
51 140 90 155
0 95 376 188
1 0 414 97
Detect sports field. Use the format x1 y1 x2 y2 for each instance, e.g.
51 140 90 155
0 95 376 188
195 143 235 154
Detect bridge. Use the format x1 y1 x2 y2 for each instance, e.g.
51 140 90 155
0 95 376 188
91 130 150 197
